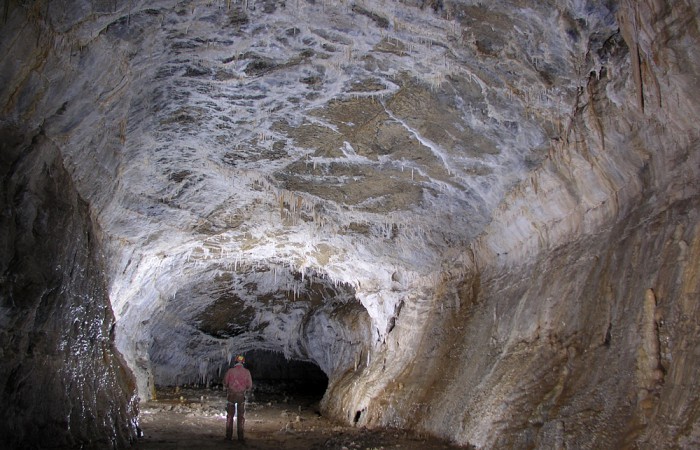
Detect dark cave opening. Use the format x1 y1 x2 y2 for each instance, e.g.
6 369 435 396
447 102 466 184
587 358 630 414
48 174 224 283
243 350 329 401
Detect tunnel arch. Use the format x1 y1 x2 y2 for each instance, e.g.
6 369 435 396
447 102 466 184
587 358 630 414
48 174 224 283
120 260 373 401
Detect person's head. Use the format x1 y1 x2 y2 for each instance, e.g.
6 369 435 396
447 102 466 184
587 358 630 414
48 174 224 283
234 355 245 366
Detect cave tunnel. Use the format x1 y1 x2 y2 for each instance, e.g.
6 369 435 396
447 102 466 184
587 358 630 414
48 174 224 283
2 0 700 449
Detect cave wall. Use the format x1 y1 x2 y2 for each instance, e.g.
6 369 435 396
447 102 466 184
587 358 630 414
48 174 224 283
371 199 699 448
324 1 700 447
0 130 139 448
0 0 163 408
1 2 140 447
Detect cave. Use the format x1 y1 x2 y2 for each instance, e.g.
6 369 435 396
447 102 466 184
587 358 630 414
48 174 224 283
243 350 329 398
1 0 699 449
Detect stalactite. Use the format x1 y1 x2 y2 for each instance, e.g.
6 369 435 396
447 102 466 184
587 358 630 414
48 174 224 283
618 0 644 112
586 72 606 151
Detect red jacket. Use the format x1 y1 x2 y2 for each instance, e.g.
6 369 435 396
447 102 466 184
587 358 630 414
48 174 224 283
224 364 252 393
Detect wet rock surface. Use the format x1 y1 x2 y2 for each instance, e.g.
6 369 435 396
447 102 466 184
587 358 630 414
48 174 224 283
0 130 138 448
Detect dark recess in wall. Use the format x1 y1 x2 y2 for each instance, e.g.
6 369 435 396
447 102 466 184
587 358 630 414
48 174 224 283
237 349 328 397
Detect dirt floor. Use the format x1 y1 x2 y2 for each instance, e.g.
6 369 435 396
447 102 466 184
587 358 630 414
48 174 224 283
135 384 467 449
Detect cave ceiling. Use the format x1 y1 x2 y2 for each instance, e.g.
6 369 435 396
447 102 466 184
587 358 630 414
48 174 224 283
14 0 620 376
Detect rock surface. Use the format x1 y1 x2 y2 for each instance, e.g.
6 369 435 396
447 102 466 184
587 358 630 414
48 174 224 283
0 127 138 447
1 0 699 448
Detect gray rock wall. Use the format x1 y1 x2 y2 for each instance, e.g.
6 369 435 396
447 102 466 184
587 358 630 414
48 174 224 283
360 199 698 448
0 128 138 448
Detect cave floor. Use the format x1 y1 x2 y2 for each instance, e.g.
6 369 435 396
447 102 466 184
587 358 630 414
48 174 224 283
135 385 466 449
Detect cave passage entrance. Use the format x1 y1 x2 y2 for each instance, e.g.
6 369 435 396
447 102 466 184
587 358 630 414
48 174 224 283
243 349 328 402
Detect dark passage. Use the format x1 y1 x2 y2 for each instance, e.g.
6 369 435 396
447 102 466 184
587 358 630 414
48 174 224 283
244 350 328 400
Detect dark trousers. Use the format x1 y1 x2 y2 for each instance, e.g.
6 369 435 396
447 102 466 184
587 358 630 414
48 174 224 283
226 391 246 441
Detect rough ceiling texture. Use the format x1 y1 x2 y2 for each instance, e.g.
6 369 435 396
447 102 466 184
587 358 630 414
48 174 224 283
1 0 699 448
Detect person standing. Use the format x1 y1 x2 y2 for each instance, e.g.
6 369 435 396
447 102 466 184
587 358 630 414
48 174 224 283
223 355 253 442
